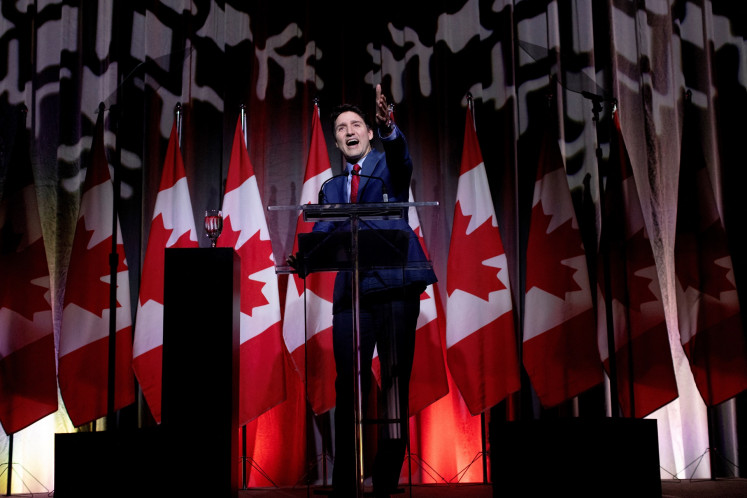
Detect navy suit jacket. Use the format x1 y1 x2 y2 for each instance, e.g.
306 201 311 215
314 129 437 313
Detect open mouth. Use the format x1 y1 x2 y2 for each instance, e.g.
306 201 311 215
346 138 359 147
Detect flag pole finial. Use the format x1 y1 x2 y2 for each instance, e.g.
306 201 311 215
175 102 183 146
466 93 475 128
239 103 247 141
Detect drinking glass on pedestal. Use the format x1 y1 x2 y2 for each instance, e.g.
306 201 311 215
205 209 223 247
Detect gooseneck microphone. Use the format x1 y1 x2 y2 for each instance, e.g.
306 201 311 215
317 171 389 203
317 173 349 204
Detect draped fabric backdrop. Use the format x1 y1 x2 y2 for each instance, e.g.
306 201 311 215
1 0 746 492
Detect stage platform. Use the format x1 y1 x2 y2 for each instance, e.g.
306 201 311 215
233 479 747 497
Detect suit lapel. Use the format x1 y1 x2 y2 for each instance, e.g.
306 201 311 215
360 149 384 202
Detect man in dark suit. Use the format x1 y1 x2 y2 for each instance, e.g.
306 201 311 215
312 85 437 497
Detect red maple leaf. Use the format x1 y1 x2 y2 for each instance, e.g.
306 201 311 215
624 228 659 310
603 226 659 312
219 217 273 316
64 220 127 317
139 214 196 306
0 237 50 320
447 201 507 301
675 220 734 299
525 202 585 299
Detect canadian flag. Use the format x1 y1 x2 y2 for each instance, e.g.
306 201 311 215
59 108 135 426
218 116 286 423
282 103 336 415
674 98 747 406
132 121 198 423
0 106 57 434
445 106 520 415
523 118 602 408
371 188 449 416
597 111 678 417
369 106 448 415
404 191 449 415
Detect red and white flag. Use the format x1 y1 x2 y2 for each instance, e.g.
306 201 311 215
674 100 747 406
282 103 336 415
445 106 520 415
371 188 449 415
404 191 449 415
523 119 602 408
597 112 678 417
218 116 286 424
0 107 57 434
59 109 135 426
369 106 448 415
132 121 198 423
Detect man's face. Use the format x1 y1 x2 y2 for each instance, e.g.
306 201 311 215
334 110 373 163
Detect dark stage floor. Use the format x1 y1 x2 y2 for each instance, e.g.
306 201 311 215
234 478 747 497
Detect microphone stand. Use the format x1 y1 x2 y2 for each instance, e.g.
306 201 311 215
318 174 350 204
318 173 389 204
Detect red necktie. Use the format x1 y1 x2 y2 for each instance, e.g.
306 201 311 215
350 163 361 202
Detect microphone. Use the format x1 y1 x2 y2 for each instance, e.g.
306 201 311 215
317 173 349 204
351 169 389 202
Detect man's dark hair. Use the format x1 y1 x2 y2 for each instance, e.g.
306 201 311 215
330 103 370 128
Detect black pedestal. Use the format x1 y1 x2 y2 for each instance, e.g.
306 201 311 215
490 418 661 498
54 248 240 498
54 427 166 498
162 247 240 497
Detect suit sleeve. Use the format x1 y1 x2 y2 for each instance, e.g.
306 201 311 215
382 127 413 200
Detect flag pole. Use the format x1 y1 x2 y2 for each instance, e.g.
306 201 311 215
467 93 490 483
104 99 120 429
238 103 248 491
3 104 29 498
5 432 13 496
584 91 621 418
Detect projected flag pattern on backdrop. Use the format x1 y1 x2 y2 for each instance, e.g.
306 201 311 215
596 111 678 417
674 99 747 406
0 107 57 434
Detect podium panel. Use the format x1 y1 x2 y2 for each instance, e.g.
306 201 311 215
162 247 240 497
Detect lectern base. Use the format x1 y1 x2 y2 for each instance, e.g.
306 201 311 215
490 418 661 498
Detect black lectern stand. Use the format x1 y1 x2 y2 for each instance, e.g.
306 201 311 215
162 248 240 498
54 248 240 498
271 201 435 497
